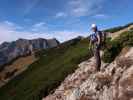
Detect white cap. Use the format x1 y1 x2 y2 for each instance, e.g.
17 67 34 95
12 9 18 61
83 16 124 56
91 24 97 28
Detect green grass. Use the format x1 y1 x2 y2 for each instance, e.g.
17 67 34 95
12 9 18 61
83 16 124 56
0 38 91 100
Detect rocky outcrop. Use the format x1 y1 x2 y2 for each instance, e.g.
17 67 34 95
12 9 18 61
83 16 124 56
43 47 133 100
0 38 59 68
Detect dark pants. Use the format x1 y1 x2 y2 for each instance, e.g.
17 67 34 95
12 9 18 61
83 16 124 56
94 45 101 71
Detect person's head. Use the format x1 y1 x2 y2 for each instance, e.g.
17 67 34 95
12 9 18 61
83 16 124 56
91 24 98 32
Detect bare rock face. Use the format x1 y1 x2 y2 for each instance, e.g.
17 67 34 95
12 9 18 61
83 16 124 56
43 47 133 100
0 38 59 68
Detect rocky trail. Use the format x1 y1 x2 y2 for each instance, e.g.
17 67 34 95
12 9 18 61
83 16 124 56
43 47 133 100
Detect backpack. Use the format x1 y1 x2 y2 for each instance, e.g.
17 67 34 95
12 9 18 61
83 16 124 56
99 31 106 45
90 32 98 43
90 31 106 45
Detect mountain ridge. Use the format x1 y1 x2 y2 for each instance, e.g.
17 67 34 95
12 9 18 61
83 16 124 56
0 38 59 69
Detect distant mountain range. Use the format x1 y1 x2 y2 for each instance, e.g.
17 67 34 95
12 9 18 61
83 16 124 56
0 38 59 68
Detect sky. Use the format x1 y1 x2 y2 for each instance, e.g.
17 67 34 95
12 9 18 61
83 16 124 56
0 0 133 43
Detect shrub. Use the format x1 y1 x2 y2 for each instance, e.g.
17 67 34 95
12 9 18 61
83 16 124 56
118 31 133 46
102 40 122 63
102 31 133 63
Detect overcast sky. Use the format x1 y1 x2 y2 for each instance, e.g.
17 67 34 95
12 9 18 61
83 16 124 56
0 0 133 43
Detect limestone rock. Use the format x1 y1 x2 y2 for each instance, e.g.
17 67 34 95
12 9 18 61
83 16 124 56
43 47 133 100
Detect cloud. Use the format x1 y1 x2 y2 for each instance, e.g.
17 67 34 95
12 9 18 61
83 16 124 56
0 20 88 44
1 21 23 30
0 21 51 43
51 31 88 42
93 14 109 19
0 21 23 43
66 0 105 17
4 21 15 27
55 12 67 18
31 22 47 32
32 22 46 28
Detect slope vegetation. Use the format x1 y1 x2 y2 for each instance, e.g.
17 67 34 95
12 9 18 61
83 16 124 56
0 55 36 87
0 38 91 100
44 47 133 100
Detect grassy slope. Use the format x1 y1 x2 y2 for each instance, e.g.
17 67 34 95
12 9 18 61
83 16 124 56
0 38 91 100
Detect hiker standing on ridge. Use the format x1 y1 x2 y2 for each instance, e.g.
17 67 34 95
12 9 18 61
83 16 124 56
89 24 105 71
